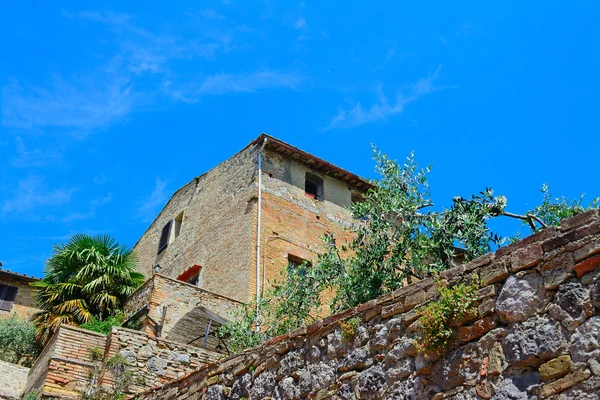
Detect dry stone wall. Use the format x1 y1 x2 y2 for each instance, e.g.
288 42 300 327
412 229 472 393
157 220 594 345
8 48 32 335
139 209 600 400
0 360 30 399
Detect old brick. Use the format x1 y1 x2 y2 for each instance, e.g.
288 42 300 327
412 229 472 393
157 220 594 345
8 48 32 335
463 253 495 273
457 317 496 343
539 355 571 382
510 243 543 271
381 302 405 319
478 298 496 317
560 209 599 232
403 290 425 311
480 262 509 286
573 255 600 278
539 369 591 398
574 240 600 261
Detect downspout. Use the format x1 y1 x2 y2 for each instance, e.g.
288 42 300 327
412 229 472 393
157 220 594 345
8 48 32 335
255 137 267 331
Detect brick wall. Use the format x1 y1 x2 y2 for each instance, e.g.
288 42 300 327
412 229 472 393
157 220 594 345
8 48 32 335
138 209 600 400
24 325 107 399
133 144 258 302
123 274 240 349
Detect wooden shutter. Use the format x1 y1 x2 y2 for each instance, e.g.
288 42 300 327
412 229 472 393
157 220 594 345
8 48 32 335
157 220 172 253
0 284 18 312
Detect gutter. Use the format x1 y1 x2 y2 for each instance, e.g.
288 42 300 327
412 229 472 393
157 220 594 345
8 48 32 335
255 137 267 331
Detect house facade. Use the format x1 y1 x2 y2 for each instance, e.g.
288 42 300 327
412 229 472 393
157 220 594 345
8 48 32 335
0 267 40 319
132 134 369 304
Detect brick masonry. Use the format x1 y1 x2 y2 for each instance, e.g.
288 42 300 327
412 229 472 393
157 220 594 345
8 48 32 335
132 137 362 305
0 271 39 319
124 274 241 350
138 209 600 399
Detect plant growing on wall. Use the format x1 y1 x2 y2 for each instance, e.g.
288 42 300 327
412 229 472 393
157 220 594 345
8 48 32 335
31 234 144 344
416 278 479 354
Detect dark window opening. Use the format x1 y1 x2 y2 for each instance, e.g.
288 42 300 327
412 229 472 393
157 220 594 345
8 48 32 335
0 284 18 312
305 173 324 201
188 275 199 286
157 220 172 253
174 211 184 238
287 255 312 279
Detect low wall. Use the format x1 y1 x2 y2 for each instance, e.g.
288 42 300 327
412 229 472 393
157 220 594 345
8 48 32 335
24 325 107 399
139 209 600 399
124 274 241 345
0 360 30 399
99 327 220 395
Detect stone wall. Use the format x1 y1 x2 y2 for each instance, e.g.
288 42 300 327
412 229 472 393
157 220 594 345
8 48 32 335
123 274 240 350
0 360 30 399
0 271 39 318
139 209 600 399
99 327 220 395
24 325 107 399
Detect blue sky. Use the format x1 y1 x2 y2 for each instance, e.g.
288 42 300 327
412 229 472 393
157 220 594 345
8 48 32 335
1 1 598 277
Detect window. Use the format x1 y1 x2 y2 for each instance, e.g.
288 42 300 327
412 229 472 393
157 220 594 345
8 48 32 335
157 220 172 253
188 275 199 286
305 173 324 201
0 284 18 312
287 255 312 278
174 211 184 238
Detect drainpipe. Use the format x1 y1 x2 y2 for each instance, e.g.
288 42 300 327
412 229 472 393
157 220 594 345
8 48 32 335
255 137 267 331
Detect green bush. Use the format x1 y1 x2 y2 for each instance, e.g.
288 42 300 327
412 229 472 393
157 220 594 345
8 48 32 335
0 314 41 367
80 315 124 335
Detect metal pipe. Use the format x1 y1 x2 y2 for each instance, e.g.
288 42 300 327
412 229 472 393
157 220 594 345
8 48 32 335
255 137 267 331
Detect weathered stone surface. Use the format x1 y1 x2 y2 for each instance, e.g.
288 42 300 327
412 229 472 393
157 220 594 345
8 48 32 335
205 384 225 400
250 371 276 399
385 357 415 380
433 343 481 391
496 273 545 323
278 349 304 377
298 363 335 396
539 368 591 398
357 365 385 399
370 324 389 352
503 317 564 367
274 377 299 400
540 251 576 290
120 349 137 363
551 279 594 329
458 317 496 343
480 261 509 286
569 316 600 364
593 279 600 309
574 255 600 278
385 337 416 365
230 372 252 399
339 347 370 372
487 342 504 376
510 243 543 271
490 378 529 400
539 355 572 382
147 356 168 375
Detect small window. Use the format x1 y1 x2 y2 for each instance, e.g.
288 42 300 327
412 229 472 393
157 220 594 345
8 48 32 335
157 220 172 253
305 173 323 201
287 255 312 279
174 211 184 238
188 275 199 286
0 284 18 312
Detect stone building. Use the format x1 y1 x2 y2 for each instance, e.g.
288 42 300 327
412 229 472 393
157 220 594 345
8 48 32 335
0 266 40 319
133 134 369 304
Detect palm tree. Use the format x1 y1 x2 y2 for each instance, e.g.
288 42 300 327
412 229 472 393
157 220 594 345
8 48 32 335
31 234 144 344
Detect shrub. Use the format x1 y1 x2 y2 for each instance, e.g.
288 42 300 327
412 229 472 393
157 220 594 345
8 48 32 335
0 314 41 367
80 315 124 335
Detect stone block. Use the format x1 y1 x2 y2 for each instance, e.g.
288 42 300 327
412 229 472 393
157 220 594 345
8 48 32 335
560 209 599 232
539 368 591 398
574 240 600 261
539 355 571 382
496 273 545 323
381 302 405 319
404 290 425 311
457 317 496 343
509 243 543 272
479 262 509 286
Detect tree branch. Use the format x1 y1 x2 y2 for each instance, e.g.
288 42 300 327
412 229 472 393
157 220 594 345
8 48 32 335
500 211 548 230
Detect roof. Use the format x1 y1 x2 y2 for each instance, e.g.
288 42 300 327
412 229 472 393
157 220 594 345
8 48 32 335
252 133 373 191
0 267 40 282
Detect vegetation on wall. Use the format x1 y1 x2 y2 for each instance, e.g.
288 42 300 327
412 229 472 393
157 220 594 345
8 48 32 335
80 314 125 335
31 234 144 344
0 314 41 367
416 279 479 354
220 148 599 354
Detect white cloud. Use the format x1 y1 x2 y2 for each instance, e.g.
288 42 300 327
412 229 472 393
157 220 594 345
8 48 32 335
135 178 170 222
10 137 64 168
322 66 449 131
1 175 77 216
198 70 305 95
